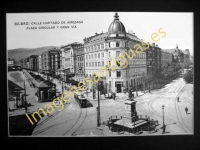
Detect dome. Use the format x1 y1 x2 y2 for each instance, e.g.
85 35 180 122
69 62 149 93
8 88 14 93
108 13 126 34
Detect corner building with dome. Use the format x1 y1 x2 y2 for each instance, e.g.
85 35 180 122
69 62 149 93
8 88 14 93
83 13 147 93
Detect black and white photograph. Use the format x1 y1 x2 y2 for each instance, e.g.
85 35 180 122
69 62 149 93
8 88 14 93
7 12 193 137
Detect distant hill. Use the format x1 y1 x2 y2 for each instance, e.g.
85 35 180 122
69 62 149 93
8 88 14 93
8 46 60 64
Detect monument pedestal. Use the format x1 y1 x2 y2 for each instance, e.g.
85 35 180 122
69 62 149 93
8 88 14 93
122 99 138 123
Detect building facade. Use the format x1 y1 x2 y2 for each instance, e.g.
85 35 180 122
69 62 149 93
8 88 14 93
8 58 15 66
29 55 37 71
48 48 61 74
161 50 172 68
84 13 147 93
163 45 190 69
37 55 42 73
41 51 50 73
60 42 83 81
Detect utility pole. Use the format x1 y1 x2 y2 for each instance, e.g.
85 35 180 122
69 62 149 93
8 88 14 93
97 81 101 127
24 72 27 112
93 75 95 99
62 76 64 94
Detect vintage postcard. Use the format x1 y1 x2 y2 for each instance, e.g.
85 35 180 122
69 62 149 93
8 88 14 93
7 12 193 136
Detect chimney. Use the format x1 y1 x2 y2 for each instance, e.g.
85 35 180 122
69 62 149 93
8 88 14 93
128 30 133 34
95 33 98 35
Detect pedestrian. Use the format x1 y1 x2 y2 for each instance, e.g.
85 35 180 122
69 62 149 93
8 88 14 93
112 92 116 100
177 97 179 102
185 107 188 114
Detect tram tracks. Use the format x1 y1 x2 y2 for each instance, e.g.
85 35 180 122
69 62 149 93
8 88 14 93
31 101 72 135
137 78 192 133
34 101 71 130
63 105 88 136
174 84 192 133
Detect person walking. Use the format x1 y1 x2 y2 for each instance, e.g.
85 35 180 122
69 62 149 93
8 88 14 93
177 97 179 102
185 107 188 114
112 92 116 100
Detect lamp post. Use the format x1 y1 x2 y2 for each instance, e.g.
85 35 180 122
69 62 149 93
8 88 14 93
23 72 27 113
162 105 166 134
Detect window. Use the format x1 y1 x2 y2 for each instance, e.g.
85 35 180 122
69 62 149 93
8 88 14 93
98 62 100 66
98 44 100 50
109 51 111 57
116 51 120 57
95 54 97 58
109 42 110 48
98 53 100 58
95 62 97 66
116 42 120 47
91 46 93 51
102 61 104 66
117 71 121 77
86 62 88 67
109 71 111 77
126 71 128 76
101 43 104 49
92 54 93 59
101 53 104 58
92 62 94 66
89 62 91 66
89 55 90 59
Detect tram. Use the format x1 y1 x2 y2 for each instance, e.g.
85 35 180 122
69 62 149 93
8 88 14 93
74 92 87 108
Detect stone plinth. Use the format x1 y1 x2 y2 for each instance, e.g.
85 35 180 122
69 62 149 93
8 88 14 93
122 99 138 123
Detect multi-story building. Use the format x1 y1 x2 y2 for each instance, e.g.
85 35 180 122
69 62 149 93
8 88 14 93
23 59 27 69
163 45 190 69
8 58 15 66
28 55 37 71
41 51 50 73
60 42 84 81
163 45 184 63
37 55 42 73
26 57 30 69
84 13 147 93
48 48 61 75
74 46 85 80
161 50 172 69
145 43 162 83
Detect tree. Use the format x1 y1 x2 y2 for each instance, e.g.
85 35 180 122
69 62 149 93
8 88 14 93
183 70 193 83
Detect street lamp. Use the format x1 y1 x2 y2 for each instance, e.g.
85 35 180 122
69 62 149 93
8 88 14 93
23 72 27 113
97 81 103 127
162 105 166 134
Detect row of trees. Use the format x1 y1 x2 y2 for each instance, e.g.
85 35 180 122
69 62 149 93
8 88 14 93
183 70 193 83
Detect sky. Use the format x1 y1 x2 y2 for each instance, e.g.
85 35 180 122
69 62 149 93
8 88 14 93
6 12 193 55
